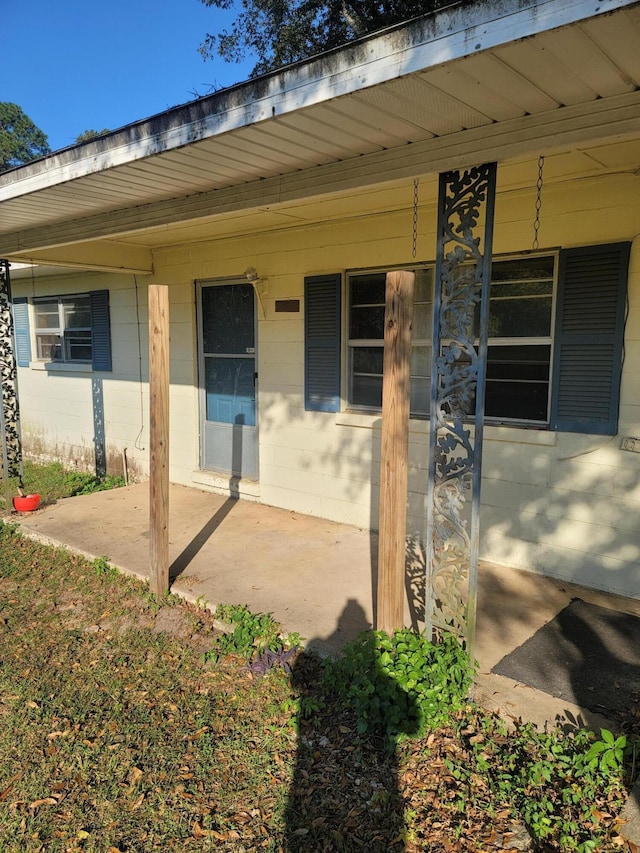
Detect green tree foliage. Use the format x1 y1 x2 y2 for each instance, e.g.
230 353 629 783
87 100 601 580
0 102 50 172
75 129 111 143
199 0 465 75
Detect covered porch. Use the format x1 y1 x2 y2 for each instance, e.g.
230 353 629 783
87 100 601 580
2 0 640 752
15 482 640 732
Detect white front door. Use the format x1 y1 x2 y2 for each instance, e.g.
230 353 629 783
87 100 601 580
198 281 258 479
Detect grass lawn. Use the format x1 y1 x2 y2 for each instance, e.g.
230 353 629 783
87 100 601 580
0 461 125 511
0 513 636 851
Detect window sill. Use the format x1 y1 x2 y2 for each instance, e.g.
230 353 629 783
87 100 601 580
336 411 428 434
336 411 557 446
484 424 557 446
335 411 381 429
29 361 93 373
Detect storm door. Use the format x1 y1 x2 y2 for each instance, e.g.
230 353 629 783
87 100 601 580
198 281 258 479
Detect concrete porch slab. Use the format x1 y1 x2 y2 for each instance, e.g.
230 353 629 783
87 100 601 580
13 482 640 732
15 483 376 656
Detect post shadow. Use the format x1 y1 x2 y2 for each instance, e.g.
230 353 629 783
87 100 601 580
169 414 245 580
404 533 426 632
229 412 245 498
284 598 417 852
168 497 237 580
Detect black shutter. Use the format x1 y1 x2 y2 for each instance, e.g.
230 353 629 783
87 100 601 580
550 242 630 435
12 298 32 367
304 274 341 412
90 290 112 371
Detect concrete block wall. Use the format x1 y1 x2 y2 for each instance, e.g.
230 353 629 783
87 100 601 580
15 271 153 480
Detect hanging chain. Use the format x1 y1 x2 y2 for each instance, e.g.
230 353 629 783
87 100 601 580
532 155 545 251
412 178 419 259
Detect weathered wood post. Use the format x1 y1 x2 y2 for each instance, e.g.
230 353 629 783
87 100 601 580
377 270 415 635
149 284 170 597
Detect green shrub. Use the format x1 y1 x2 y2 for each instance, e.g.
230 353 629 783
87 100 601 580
449 712 629 850
93 555 118 580
62 470 125 495
204 604 282 664
3 462 125 506
323 628 473 741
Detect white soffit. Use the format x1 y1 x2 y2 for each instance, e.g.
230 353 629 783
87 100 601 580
0 0 639 252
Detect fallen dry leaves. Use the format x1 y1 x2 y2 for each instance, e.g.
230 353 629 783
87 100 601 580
0 523 636 851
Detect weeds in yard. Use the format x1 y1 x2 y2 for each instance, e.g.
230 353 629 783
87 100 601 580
60 468 126 495
438 710 632 851
204 603 285 664
92 554 118 579
323 627 473 740
0 520 293 851
0 519 636 852
1 461 125 510
139 586 183 613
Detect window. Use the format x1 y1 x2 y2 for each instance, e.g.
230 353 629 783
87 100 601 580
13 290 112 372
303 242 629 435
344 259 553 422
34 295 92 362
483 255 554 423
347 267 432 416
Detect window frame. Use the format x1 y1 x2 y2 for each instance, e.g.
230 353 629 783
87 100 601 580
345 264 434 419
343 253 559 427
33 293 93 364
482 250 559 427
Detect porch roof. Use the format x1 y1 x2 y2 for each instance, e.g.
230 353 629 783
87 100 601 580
1 0 640 272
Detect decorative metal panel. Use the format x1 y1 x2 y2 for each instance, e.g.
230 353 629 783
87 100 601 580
426 163 496 655
0 260 23 484
92 376 107 478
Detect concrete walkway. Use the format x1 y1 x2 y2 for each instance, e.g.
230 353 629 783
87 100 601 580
14 482 640 732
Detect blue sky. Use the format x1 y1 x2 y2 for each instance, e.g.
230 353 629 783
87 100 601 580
5 0 256 153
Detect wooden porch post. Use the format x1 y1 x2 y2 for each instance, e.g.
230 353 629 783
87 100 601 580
149 285 170 597
377 270 414 635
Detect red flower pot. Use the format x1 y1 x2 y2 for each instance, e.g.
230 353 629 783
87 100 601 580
12 494 41 512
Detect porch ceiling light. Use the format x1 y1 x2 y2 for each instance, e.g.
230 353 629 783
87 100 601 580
244 266 268 293
244 267 268 317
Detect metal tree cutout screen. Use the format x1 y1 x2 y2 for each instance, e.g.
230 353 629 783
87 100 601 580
426 163 497 654
0 260 23 489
